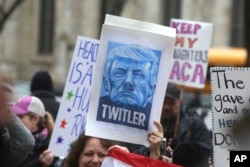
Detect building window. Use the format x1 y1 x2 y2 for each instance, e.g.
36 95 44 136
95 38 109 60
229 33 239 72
162 0 181 26
38 0 55 55
230 0 244 47
99 0 126 36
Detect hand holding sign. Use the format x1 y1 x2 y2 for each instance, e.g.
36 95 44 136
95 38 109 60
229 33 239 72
86 14 176 146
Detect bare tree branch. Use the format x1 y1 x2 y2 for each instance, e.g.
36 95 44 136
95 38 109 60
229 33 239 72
0 0 24 33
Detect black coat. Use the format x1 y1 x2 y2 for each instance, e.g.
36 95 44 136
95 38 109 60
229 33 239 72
121 107 212 159
0 114 35 167
162 107 213 156
18 128 50 167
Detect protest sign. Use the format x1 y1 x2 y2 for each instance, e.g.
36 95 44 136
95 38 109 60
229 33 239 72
211 67 250 167
85 14 176 146
48 36 99 157
169 19 213 88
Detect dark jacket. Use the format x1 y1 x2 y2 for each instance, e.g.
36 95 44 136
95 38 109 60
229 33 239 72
0 113 35 167
32 90 60 121
120 107 212 160
162 106 212 156
18 128 50 167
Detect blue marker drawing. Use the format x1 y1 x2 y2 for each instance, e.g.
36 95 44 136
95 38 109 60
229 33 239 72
97 43 161 130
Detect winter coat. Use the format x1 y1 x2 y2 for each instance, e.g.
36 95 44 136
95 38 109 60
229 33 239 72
162 107 212 156
0 113 35 167
121 107 212 159
18 128 50 167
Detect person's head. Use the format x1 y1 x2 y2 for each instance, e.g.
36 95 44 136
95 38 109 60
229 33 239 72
103 44 159 107
161 83 181 121
64 133 116 167
30 70 53 92
0 82 14 102
172 142 209 167
10 96 54 135
0 82 9 124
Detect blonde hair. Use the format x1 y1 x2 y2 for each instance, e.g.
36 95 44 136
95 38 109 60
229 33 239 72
27 111 54 136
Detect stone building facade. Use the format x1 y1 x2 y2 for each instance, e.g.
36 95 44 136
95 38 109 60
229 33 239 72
0 0 236 88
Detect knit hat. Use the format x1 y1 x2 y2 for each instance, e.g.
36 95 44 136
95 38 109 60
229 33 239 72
165 83 180 100
10 96 45 117
30 71 53 92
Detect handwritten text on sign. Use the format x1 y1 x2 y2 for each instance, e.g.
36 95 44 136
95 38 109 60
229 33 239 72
169 19 213 88
48 36 99 157
211 67 250 167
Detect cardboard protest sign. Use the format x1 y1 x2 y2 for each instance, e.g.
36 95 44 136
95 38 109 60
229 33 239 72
211 67 250 167
169 19 213 88
48 36 99 157
85 14 176 146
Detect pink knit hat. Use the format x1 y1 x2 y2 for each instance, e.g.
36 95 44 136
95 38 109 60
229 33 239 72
10 96 45 117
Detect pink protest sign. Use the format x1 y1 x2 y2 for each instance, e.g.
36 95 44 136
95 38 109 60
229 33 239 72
169 19 213 88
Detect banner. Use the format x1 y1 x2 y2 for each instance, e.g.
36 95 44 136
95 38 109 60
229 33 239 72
169 19 213 88
101 148 182 167
49 36 99 157
86 14 176 146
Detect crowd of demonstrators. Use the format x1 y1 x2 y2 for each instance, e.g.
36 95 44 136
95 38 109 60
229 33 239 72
161 83 213 166
9 95 54 167
34 81 212 167
30 71 60 121
0 69 214 167
37 121 165 167
0 82 35 167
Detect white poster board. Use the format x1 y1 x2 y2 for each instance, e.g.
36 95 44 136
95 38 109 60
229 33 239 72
211 67 250 167
85 14 176 146
169 19 213 88
48 36 99 157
